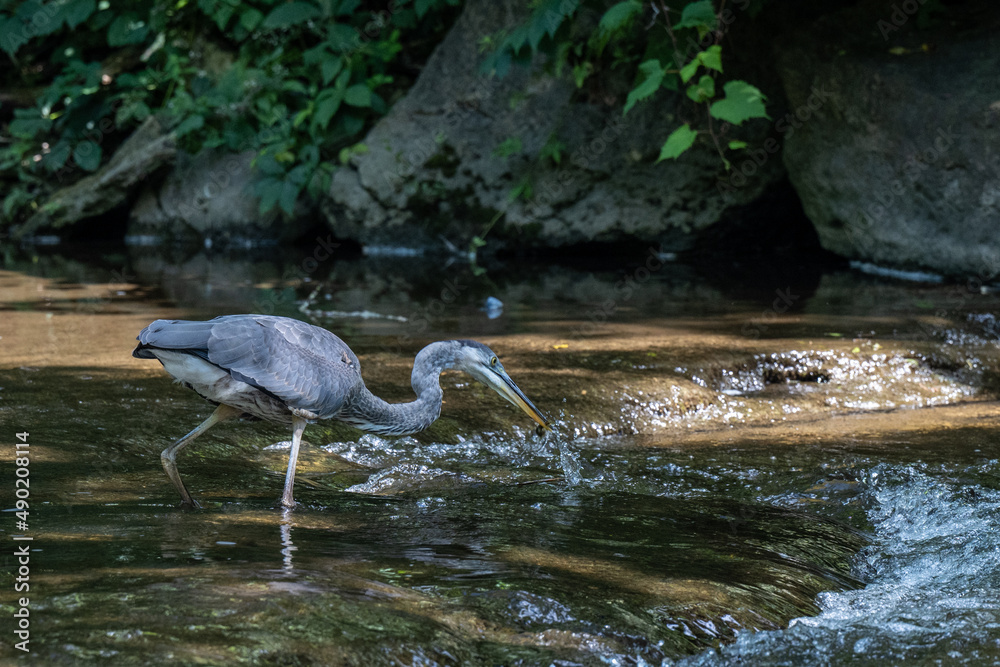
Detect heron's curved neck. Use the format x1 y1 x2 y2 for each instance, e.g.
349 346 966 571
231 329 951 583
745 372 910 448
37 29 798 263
343 342 459 436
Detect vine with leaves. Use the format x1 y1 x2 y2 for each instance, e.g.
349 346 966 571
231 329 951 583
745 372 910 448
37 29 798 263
483 0 769 171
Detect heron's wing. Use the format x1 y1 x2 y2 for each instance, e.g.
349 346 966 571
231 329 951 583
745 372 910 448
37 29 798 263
136 315 361 418
206 316 361 417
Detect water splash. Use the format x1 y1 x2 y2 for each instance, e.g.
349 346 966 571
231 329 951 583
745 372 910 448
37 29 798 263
322 429 585 491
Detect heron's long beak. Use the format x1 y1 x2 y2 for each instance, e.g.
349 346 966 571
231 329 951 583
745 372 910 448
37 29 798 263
489 369 551 431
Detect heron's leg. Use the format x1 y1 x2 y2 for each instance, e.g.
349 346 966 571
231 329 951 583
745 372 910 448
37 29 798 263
161 403 243 508
280 416 309 509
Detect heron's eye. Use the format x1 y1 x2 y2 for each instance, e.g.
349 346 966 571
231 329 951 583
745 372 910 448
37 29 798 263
490 356 498 367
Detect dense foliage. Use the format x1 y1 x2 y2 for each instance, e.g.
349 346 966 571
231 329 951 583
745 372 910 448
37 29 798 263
0 0 459 228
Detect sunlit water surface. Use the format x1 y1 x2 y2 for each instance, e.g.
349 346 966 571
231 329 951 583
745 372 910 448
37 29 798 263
1 247 999 665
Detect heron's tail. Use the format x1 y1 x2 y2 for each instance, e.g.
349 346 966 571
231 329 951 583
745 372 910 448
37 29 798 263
132 319 215 360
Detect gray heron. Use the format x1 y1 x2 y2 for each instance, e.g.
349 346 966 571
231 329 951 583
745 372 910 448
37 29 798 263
133 314 550 509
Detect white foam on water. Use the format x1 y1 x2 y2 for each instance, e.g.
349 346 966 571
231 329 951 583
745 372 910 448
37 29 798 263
682 462 1000 666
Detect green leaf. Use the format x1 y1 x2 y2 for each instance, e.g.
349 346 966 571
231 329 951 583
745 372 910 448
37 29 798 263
337 142 367 164
309 166 333 196
321 58 343 85
540 135 565 164
656 124 698 162
698 45 722 72
3 187 25 219
344 84 371 107
278 179 300 215
526 17 548 52
286 164 311 187
174 114 205 138
679 59 699 84
212 3 235 30
493 137 523 157
0 17 31 55
415 0 436 19
262 2 320 29
333 69 351 90
326 24 358 51
107 14 149 46
334 0 361 16
239 8 264 31
299 144 319 167
63 0 97 29
675 0 717 36
255 152 286 177
539 0 578 37
116 101 150 125
728 140 748 150
88 7 114 31
686 74 715 103
73 141 103 171
709 80 769 126
257 177 284 214
624 59 665 115
303 43 329 65
311 88 343 131
680 46 722 83
598 0 642 34
293 107 311 128
282 79 309 95
9 115 51 139
43 141 72 171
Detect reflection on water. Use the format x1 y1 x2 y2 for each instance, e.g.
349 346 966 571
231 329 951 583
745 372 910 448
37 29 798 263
1 245 1000 665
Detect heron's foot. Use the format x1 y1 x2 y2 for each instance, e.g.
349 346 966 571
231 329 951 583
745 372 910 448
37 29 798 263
280 496 296 510
179 497 202 510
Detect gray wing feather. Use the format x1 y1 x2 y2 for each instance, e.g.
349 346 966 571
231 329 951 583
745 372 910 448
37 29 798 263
136 315 361 418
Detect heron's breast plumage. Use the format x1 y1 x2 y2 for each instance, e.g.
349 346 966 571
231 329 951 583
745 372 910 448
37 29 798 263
152 350 296 423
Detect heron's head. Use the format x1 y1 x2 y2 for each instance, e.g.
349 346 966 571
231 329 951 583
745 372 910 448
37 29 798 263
453 340 551 431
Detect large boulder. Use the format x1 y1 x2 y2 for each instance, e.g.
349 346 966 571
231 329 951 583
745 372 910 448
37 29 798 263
324 0 780 251
129 149 313 247
776 1 1000 279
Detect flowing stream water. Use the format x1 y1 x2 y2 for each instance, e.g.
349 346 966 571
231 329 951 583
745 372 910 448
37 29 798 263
1 245 999 665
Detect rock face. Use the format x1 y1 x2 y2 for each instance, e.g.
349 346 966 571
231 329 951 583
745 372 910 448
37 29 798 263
129 150 311 246
324 0 779 251
776 2 1000 279
15 116 176 239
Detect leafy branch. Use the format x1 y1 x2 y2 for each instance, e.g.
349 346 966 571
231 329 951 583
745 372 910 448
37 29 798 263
621 1 769 166
483 0 770 170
